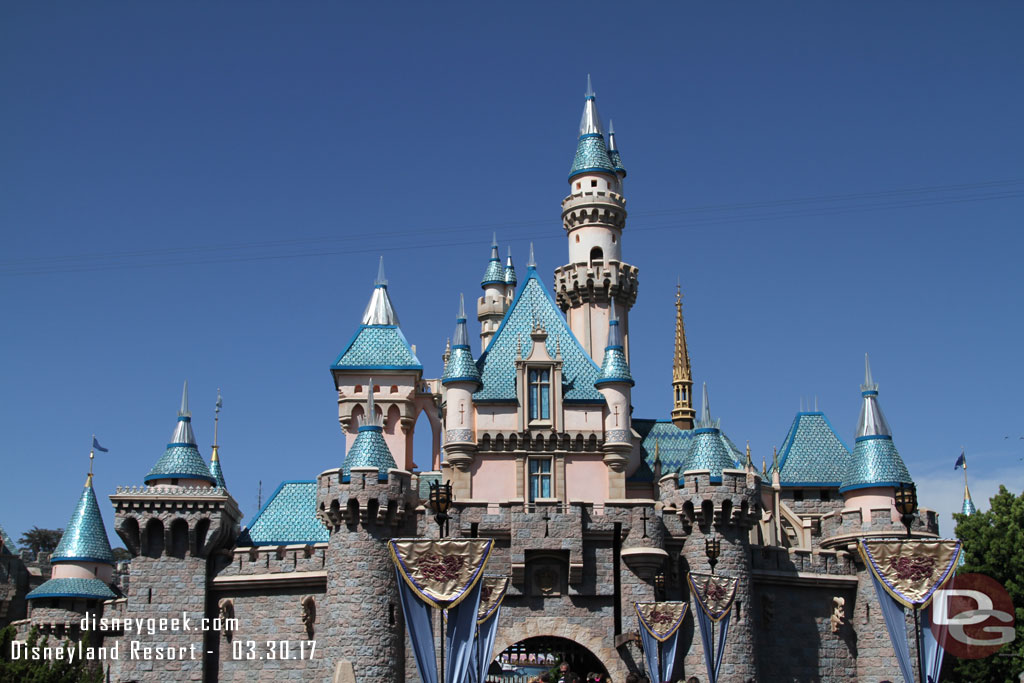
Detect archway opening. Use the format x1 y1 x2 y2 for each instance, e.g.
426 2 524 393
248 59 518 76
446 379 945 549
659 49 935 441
411 406 436 473
490 636 609 681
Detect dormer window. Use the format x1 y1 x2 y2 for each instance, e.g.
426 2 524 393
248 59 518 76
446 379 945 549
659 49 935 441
528 369 550 421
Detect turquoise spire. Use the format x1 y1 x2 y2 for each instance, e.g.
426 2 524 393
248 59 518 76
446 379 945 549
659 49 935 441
607 119 626 177
595 301 634 387
840 356 913 493
481 233 505 286
442 294 482 387
504 247 517 287
681 383 740 480
51 473 115 565
144 381 217 485
569 75 615 180
961 483 976 515
209 390 226 488
343 382 397 479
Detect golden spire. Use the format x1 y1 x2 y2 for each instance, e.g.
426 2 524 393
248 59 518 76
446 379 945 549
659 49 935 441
671 283 696 429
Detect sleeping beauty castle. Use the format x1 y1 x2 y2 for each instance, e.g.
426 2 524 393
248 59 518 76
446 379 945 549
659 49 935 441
3 79 965 682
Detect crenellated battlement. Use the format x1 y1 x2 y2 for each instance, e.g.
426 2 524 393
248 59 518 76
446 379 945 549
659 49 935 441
659 469 763 533
315 467 419 530
819 505 940 549
553 260 639 310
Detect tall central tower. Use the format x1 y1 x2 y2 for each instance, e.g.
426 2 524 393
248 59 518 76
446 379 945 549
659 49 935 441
554 77 639 365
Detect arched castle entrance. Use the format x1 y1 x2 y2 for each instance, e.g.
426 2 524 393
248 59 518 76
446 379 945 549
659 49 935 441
491 636 608 679
490 621 624 680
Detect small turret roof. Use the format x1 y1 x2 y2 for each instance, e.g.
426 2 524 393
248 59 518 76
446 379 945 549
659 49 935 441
210 446 227 489
631 419 743 483
569 76 615 180
144 382 217 485
0 524 17 556
27 577 116 601
595 302 633 387
504 247 517 286
333 263 422 371
236 481 328 546
607 119 626 177
52 476 115 564
443 294 482 387
775 412 852 486
962 484 977 515
481 235 505 287
342 386 397 479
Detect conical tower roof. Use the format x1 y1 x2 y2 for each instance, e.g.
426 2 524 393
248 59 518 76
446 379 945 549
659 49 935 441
51 474 115 564
607 119 626 177
342 384 397 479
362 256 400 325
443 294 482 387
569 75 615 180
961 483 977 515
681 384 741 480
840 356 912 493
595 301 633 386
481 234 505 286
144 381 217 485
504 247 517 286
210 447 227 488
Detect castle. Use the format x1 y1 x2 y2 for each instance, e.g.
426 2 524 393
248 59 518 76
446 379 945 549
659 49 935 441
3 80 967 683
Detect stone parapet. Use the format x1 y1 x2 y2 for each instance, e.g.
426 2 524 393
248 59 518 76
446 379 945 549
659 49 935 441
819 506 940 549
553 260 639 310
315 467 418 529
560 190 627 233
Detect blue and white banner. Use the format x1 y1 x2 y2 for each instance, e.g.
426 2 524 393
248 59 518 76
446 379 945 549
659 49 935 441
687 573 737 683
635 602 686 682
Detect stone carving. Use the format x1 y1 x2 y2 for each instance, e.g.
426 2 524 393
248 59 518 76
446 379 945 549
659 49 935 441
445 429 473 443
605 429 629 443
301 595 316 638
218 598 235 641
830 596 846 633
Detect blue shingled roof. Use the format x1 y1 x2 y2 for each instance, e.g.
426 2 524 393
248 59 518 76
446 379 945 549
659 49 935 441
839 435 913 492
443 346 482 386
608 148 626 175
52 482 115 565
569 134 615 179
481 258 505 287
0 524 16 555
962 493 976 516
595 346 633 386
632 420 743 483
332 325 422 371
210 454 227 489
474 268 602 403
343 425 397 479
27 577 116 601
237 481 329 546
776 412 852 487
145 442 216 484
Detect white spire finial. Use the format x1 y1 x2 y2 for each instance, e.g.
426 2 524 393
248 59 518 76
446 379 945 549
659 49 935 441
579 76 603 136
700 382 711 426
607 119 618 151
365 380 382 428
862 353 876 391
585 74 594 99
374 256 388 287
528 242 536 268
179 380 190 418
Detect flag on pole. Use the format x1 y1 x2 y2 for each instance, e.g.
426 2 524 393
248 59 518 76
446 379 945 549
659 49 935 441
92 437 109 453
953 450 965 470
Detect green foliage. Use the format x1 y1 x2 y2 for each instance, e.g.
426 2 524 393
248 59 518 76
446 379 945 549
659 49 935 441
0 625 104 683
18 528 64 556
944 485 1024 683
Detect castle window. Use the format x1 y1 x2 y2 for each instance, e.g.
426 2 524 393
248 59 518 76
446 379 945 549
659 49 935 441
575 182 581 190
590 246 603 263
528 369 550 421
355 385 362 393
793 490 804 502
390 385 398 394
575 234 580 243
591 180 597 187
820 490 831 502
528 457 552 501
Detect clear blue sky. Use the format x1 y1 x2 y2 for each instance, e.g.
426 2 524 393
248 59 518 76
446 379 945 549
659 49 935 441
2 3 1022 548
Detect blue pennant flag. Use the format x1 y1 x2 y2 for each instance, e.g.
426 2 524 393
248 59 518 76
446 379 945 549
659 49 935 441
92 437 109 453
954 450 965 470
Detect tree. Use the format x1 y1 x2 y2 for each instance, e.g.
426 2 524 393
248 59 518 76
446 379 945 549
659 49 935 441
0 625 104 682
944 485 1024 683
18 528 63 556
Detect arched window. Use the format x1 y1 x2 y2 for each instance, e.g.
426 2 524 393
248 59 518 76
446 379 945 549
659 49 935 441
144 519 164 558
590 246 603 263
170 519 189 559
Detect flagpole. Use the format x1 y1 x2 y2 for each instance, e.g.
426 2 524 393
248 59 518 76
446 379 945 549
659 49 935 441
89 434 95 477
962 447 968 490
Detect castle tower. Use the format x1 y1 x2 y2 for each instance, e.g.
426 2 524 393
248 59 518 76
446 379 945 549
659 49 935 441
838 354 913 524
594 301 634 498
316 385 417 682
554 77 639 365
671 286 696 429
26 466 116 637
442 294 482 500
110 382 242 683
478 234 509 350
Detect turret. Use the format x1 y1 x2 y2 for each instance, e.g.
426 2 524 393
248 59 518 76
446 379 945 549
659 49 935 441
342 382 398 479
839 355 913 524
555 76 639 364
503 247 517 304
595 301 634 498
671 285 696 429
110 384 242 682
442 294 482 499
607 119 626 181
478 234 509 350
682 384 742 482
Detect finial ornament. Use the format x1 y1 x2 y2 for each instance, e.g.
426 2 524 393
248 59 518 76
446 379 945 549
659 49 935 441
862 353 877 392
671 284 695 429
585 73 594 99
528 242 536 268
364 379 382 428
213 389 223 448
374 256 388 287
179 380 191 418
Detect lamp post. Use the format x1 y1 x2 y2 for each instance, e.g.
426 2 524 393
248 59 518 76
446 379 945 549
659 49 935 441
705 535 721 575
894 482 925 683
427 479 454 683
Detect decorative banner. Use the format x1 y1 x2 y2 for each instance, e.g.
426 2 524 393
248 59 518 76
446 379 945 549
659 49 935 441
635 601 688 642
477 575 510 624
858 539 961 609
389 538 493 609
687 572 738 622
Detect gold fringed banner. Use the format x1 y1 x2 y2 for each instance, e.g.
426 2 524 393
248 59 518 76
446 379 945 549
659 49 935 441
635 601 688 642
388 538 493 609
477 575 510 624
858 539 961 609
687 572 738 623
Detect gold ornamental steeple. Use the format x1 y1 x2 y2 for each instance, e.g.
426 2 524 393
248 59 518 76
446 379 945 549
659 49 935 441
671 285 696 429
